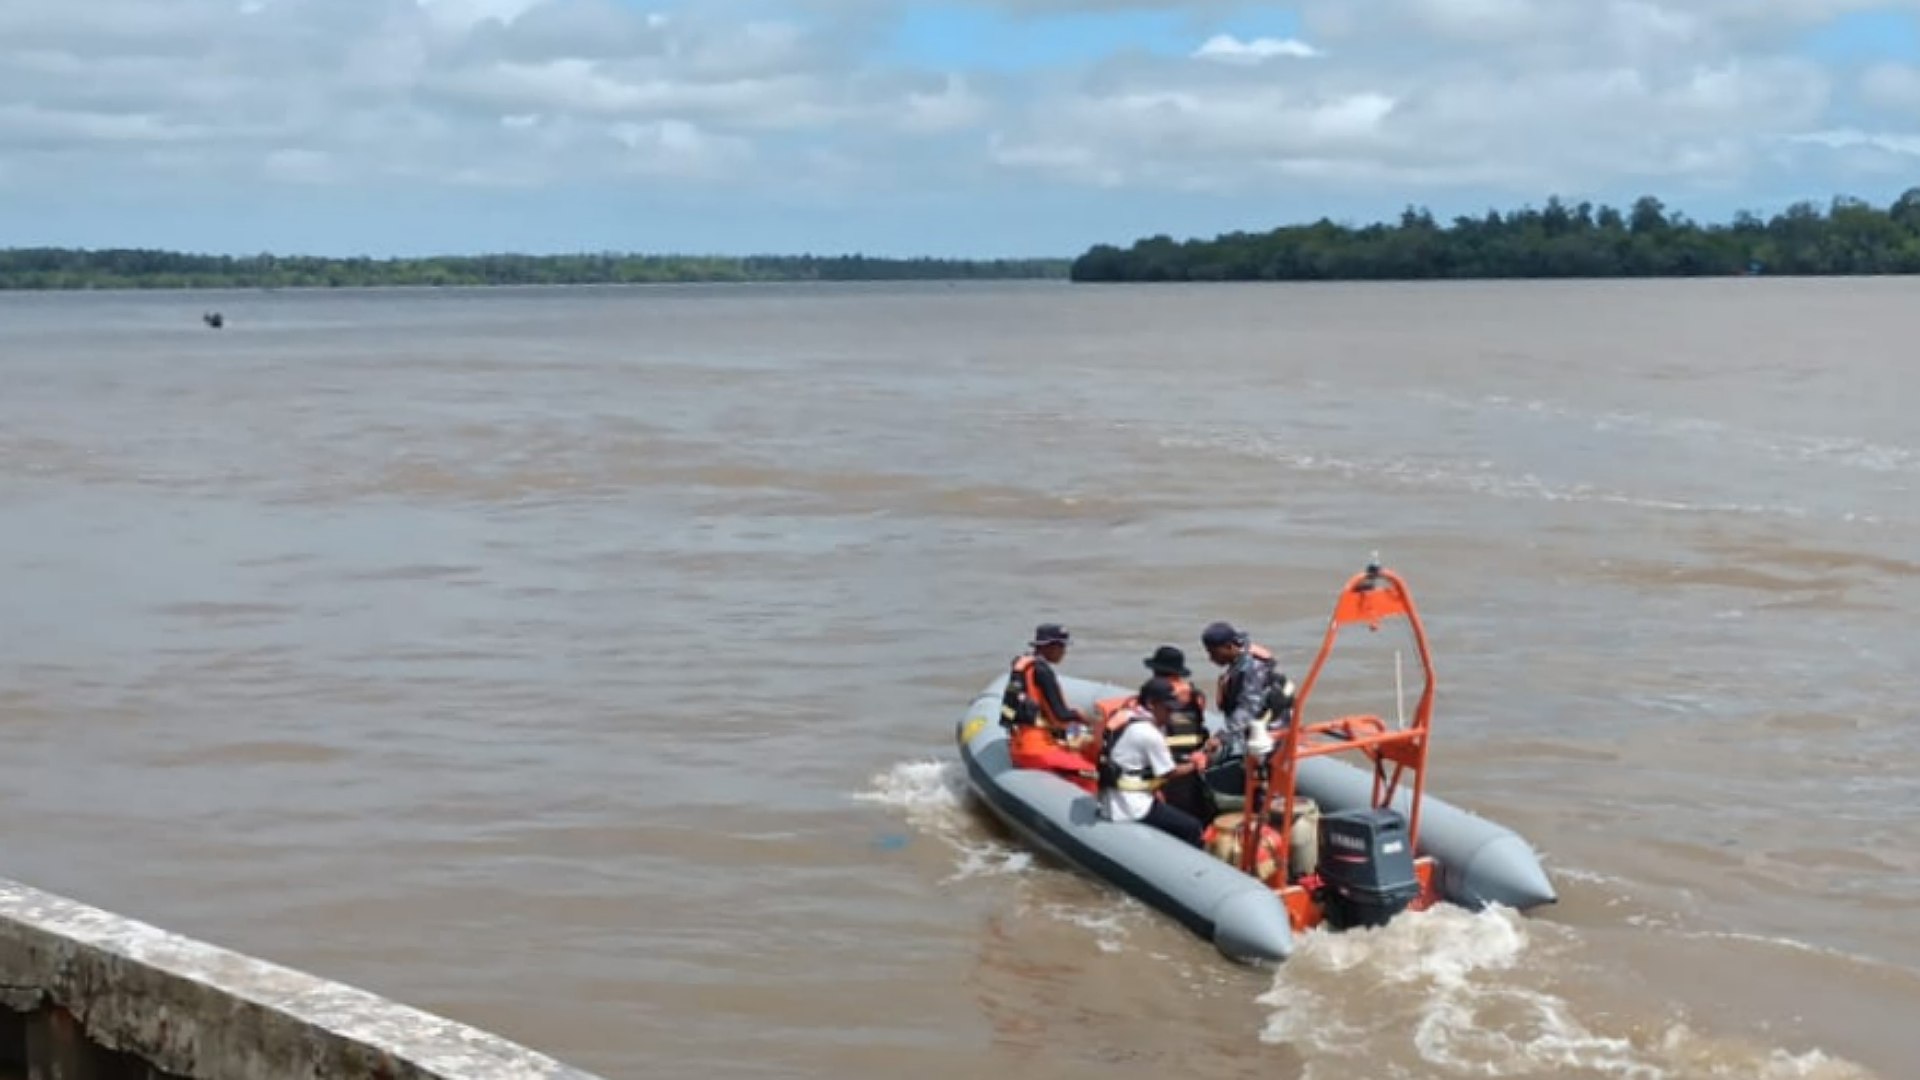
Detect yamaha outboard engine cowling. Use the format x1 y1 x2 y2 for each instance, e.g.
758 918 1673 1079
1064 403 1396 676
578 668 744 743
1317 806 1421 929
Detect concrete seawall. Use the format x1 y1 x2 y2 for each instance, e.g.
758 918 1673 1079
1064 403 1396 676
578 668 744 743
0 878 604 1079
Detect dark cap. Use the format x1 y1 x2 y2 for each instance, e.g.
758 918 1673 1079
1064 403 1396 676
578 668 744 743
1138 676 1181 706
1142 645 1190 677
1201 621 1243 649
1030 623 1071 647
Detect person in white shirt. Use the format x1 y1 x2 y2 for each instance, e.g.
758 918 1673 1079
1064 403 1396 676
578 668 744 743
1096 677 1209 847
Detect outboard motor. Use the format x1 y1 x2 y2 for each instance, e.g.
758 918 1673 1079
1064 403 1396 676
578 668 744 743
1316 806 1421 929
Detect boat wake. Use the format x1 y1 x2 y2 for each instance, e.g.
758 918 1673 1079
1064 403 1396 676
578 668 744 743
860 760 1187 958
861 767 1876 1078
1030 902 1135 955
855 759 1033 882
1259 905 1873 1080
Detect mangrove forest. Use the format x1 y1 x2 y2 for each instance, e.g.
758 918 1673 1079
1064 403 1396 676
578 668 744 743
1069 190 1920 282
0 250 1070 290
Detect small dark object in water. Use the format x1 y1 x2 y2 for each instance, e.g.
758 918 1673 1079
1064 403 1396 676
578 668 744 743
203 312 224 329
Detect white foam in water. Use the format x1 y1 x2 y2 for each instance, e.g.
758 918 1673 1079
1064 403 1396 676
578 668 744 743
855 759 965 821
855 759 1034 882
942 845 1033 883
1669 929 1915 980
1256 905 1872 1080
1033 902 1135 954
1155 432 1867 524
859 762 1189 961
1420 390 1920 478
1551 866 1636 888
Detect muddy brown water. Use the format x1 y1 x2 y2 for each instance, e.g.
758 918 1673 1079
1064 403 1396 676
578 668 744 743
1 279 1916 1079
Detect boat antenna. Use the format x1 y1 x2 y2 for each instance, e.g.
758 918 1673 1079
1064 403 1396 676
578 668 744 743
1368 550 1405 725
1396 648 1406 729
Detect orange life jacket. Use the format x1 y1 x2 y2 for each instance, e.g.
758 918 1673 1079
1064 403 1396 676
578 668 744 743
1160 677 1209 758
1096 703 1157 793
1100 680 1208 759
1000 654 1065 732
1093 695 1135 725
1098 678 1203 716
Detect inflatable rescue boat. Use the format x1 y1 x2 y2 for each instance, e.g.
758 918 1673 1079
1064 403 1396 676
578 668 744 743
954 560 1558 963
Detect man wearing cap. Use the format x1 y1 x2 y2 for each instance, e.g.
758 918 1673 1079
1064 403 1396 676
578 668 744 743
1095 677 1207 847
1200 621 1294 760
999 622 1099 790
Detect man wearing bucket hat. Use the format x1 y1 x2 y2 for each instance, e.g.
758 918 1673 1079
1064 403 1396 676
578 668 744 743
1140 644 1215 820
1141 645 1208 752
999 622 1099 790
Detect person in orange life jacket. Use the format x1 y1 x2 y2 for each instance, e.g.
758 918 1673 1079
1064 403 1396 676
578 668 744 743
1196 621 1297 802
1139 645 1215 822
1000 622 1099 790
1096 677 1208 848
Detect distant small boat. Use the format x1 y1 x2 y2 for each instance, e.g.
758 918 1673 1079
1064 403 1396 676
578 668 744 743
202 312 225 329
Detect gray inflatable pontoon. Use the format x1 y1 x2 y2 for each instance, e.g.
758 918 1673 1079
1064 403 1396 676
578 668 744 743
955 671 1558 964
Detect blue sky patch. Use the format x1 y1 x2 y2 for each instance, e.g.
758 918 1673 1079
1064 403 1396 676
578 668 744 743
1799 7 1920 63
882 4 1311 71
885 6 1185 70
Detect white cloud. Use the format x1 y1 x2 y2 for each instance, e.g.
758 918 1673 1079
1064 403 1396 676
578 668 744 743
1 0 1918 224
0 104 222 147
1860 62 1920 112
609 118 757 178
1192 35 1322 64
1787 128 1920 157
262 148 340 185
418 0 550 31
896 75 991 133
1297 0 1898 49
986 0 1896 200
0 0 935 192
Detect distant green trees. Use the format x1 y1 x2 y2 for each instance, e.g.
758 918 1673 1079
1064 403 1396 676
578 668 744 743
1070 190 1920 282
27 189 1920 289
0 249 1071 290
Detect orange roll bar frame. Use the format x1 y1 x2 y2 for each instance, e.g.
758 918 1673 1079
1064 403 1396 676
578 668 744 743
1237 560 1437 884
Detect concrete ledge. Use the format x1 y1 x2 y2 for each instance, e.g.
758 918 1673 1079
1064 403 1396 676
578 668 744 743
0 878 604 1079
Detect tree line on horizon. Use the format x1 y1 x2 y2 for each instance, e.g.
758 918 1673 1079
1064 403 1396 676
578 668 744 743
1069 190 1920 282
0 249 1071 290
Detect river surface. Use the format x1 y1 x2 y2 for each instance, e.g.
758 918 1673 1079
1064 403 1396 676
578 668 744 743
1 278 1916 1079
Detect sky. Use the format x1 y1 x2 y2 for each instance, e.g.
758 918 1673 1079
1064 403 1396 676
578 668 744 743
4 0 1920 258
